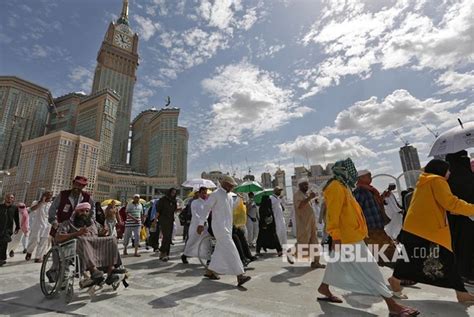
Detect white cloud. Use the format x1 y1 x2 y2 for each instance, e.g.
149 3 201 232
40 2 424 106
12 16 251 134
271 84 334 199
436 70 474 94
279 134 376 163
68 66 93 93
31 44 48 58
298 0 474 98
200 61 312 150
321 89 463 139
133 15 161 41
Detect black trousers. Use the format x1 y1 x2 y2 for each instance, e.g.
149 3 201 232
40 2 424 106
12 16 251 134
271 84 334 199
148 227 160 251
159 220 173 256
0 241 8 261
233 227 253 260
183 223 190 242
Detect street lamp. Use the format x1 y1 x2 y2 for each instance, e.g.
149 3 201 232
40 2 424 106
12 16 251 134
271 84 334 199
23 181 31 204
0 171 11 199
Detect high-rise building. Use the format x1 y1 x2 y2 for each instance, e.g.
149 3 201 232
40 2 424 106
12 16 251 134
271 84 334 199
177 126 189 187
261 172 272 188
310 164 324 176
3 131 99 204
399 145 422 188
91 0 139 165
48 92 85 134
130 107 188 186
130 109 159 173
0 76 53 170
273 168 286 197
75 89 120 168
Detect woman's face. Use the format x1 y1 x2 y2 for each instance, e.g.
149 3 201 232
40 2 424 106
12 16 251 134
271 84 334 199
444 170 451 180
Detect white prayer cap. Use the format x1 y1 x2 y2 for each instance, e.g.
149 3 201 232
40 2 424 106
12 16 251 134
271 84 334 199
297 177 309 185
357 169 371 177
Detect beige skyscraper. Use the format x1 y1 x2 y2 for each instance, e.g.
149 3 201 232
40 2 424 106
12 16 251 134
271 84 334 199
48 92 85 134
75 89 119 168
91 0 139 165
0 76 53 170
130 107 188 186
3 131 99 204
130 109 159 174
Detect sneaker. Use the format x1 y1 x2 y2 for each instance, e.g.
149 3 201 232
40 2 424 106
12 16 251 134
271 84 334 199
25 253 32 261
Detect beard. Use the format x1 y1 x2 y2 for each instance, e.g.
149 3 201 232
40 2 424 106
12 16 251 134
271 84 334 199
74 213 92 228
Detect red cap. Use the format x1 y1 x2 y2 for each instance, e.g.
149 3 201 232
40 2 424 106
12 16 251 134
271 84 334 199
73 176 88 186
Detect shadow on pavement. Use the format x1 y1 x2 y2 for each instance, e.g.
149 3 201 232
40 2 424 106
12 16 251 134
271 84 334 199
402 299 471 317
0 284 86 315
270 266 313 287
148 279 236 309
317 301 379 316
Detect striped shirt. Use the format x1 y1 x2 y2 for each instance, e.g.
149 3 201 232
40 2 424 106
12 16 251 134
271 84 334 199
125 203 143 227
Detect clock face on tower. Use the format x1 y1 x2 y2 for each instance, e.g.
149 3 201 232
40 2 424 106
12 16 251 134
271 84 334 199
113 32 132 50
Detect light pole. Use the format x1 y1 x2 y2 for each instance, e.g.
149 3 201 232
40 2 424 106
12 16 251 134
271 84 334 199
23 181 31 204
0 171 11 199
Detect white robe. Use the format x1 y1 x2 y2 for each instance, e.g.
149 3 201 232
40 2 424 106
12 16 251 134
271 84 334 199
270 195 287 246
384 194 403 240
204 188 244 275
183 198 210 257
29 201 52 238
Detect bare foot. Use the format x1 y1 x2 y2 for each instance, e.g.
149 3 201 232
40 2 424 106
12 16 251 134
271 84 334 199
456 291 474 303
317 283 343 303
385 298 419 316
388 276 402 292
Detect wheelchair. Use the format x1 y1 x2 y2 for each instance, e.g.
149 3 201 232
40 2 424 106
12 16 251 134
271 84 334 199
197 235 216 268
40 239 128 303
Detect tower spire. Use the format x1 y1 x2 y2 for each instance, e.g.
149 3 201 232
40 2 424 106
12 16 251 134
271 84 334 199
117 0 129 25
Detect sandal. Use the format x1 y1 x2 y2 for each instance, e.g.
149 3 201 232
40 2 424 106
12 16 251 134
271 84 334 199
317 296 343 303
237 275 251 287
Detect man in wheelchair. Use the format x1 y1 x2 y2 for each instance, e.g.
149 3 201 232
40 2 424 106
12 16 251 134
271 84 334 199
55 202 124 286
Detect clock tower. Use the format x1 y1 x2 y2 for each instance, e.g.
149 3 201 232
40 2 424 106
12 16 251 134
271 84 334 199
91 0 139 166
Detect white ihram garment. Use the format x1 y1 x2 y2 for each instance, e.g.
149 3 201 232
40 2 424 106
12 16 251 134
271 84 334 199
183 198 210 257
384 194 403 240
204 188 244 275
270 195 287 246
27 201 52 258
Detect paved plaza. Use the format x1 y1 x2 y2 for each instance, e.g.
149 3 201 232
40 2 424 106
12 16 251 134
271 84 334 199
0 237 473 316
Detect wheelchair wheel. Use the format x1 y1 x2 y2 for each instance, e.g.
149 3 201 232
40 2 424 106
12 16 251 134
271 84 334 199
197 235 216 268
40 247 65 298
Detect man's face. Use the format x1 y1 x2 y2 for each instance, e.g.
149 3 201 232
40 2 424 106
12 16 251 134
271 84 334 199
71 181 85 194
299 182 309 193
274 189 282 197
199 189 207 199
133 196 140 204
74 208 92 227
4 194 15 205
170 189 177 198
44 192 53 202
358 174 372 185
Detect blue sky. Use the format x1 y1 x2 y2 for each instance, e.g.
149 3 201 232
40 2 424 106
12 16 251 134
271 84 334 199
1 0 473 189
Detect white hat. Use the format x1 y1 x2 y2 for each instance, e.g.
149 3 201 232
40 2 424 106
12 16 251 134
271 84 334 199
357 169 371 177
297 177 309 185
133 194 140 198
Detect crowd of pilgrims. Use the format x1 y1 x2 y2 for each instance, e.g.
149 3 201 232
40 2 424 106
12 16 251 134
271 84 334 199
0 150 473 315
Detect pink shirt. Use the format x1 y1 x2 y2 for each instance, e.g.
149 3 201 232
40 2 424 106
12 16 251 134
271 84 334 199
19 207 29 234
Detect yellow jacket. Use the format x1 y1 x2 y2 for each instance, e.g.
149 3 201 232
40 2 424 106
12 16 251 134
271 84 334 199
403 173 474 251
323 180 368 243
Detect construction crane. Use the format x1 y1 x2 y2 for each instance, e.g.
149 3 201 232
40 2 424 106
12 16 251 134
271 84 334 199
420 121 439 138
393 130 410 146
